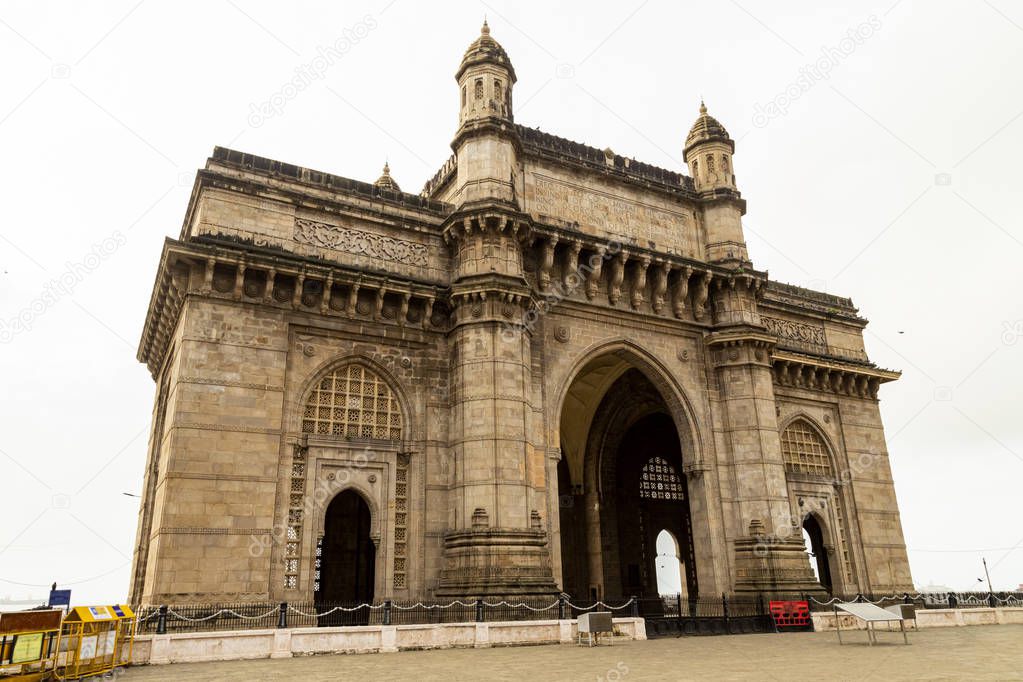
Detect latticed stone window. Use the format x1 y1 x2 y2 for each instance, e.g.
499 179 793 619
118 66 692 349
639 456 685 500
301 364 402 440
781 419 833 477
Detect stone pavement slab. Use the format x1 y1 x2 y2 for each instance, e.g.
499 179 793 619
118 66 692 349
120 625 1023 681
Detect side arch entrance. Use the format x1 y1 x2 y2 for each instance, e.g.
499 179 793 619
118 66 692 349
315 489 376 624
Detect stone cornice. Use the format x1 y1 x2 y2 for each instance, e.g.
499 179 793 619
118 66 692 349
136 238 451 379
772 350 900 399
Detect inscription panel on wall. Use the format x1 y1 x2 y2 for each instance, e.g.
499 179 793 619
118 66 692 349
293 218 429 267
526 173 695 255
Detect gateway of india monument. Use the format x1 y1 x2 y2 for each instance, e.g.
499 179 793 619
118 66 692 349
131 22 912 607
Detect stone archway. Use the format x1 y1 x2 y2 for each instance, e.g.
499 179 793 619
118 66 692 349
556 353 711 600
316 489 376 624
802 513 833 593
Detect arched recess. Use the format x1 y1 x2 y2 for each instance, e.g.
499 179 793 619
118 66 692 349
553 340 721 599
282 354 412 601
802 512 832 593
316 487 377 625
779 415 835 478
289 353 414 443
779 415 848 592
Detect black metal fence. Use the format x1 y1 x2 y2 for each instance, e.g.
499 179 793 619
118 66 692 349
800 591 1023 612
636 594 775 637
134 590 1023 637
135 596 638 635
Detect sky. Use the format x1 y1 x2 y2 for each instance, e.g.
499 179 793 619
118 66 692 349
1 0 1021 604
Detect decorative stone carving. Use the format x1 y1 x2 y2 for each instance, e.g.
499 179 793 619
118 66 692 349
608 252 627 306
554 325 570 343
585 247 604 301
631 256 650 310
693 271 712 321
294 218 429 267
563 241 582 289
762 316 827 347
471 507 490 528
673 265 692 318
651 263 669 314
538 236 558 292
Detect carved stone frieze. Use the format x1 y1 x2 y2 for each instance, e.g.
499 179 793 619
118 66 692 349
294 218 429 267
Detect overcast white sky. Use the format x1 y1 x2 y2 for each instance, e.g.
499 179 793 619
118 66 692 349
1 0 1021 604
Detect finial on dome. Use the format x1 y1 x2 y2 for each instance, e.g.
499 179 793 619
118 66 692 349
699 99 707 115
374 160 401 192
481 18 490 35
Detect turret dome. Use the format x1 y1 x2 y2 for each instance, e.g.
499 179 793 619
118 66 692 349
456 20 516 83
683 101 733 161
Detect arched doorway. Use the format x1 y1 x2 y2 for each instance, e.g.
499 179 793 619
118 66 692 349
557 364 698 600
316 490 376 624
614 413 697 598
802 515 832 593
655 530 686 597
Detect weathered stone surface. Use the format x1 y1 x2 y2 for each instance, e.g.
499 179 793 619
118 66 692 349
130 23 911 607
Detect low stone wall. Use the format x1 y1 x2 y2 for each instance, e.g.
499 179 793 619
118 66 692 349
132 617 646 665
812 607 1023 631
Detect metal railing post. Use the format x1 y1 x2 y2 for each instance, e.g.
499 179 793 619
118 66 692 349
475 598 484 623
277 602 287 628
558 594 566 620
677 592 684 622
630 595 638 618
157 605 167 635
384 600 392 626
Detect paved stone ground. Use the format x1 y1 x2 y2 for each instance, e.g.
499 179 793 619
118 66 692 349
122 626 1023 681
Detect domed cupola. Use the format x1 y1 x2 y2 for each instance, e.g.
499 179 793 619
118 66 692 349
456 20 516 125
684 101 736 192
457 20 516 83
373 161 401 192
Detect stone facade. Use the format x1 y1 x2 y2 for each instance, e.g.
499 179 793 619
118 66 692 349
130 22 912 606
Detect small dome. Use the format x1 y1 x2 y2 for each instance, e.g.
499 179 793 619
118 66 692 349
456 20 516 83
683 101 733 161
374 162 401 192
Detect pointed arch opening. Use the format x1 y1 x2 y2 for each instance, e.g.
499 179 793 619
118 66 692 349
655 529 686 597
315 489 376 625
802 514 832 593
554 345 703 601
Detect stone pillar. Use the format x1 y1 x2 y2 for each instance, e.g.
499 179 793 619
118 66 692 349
436 214 558 598
706 320 820 594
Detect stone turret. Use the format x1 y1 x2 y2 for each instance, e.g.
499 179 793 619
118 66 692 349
450 21 519 207
684 102 749 265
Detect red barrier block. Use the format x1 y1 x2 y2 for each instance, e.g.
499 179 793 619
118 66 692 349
769 600 811 629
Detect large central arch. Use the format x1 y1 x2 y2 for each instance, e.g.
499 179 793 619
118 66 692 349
553 342 721 599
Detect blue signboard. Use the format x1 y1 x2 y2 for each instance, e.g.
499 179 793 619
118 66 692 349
48 589 71 608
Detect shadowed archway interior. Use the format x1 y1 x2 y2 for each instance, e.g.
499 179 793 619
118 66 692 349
558 367 697 600
803 514 832 593
316 490 375 624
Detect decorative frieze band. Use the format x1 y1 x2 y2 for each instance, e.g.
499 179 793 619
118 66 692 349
762 315 827 347
294 218 429 267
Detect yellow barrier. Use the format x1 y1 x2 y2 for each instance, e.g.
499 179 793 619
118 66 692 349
0 609 62 682
54 605 135 681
